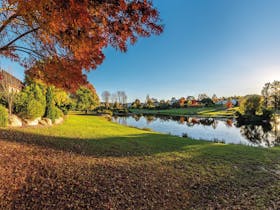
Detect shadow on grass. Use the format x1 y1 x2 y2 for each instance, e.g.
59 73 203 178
2 130 279 209
1 124 279 208
0 128 207 157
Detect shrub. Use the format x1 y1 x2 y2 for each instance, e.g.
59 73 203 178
201 98 215 107
103 109 113 116
45 87 56 122
14 83 46 119
0 105 8 127
113 108 128 114
54 107 64 118
95 108 113 116
46 106 64 123
14 92 28 114
59 106 70 115
26 99 45 119
182 133 188 138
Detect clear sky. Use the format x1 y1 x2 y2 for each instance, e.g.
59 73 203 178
1 0 280 102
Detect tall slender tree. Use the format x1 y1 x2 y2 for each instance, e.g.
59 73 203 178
101 91 111 107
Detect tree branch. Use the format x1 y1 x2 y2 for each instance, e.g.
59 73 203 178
11 46 45 58
0 27 39 51
0 13 18 33
10 48 42 59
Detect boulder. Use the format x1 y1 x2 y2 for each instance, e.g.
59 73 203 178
8 115 23 127
54 117 64 125
23 117 41 126
39 118 53 126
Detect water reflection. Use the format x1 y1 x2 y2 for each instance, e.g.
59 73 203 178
226 119 233 127
238 119 280 147
145 115 156 124
112 114 280 147
131 115 141 122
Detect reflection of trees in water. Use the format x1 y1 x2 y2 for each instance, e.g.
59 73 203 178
199 118 215 126
115 117 127 125
272 117 280 140
158 115 170 122
141 115 221 127
144 115 168 122
239 120 280 147
225 119 233 127
212 120 219 129
132 114 141 122
179 116 186 124
185 117 217 128
144 115 156 124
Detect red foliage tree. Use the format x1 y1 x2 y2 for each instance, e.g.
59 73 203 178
179 97 186 107
226 100 233 109
0 0 163 91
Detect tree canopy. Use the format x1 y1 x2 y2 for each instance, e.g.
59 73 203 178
0 0 163 91
76 85 99 113
239 95 263 116
262 81 280 110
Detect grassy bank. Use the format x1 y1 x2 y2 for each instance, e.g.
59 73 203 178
0 115 279 209
129 106 239 118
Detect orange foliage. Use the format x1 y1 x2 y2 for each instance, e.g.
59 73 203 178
179 97 186 107
226 101 233 109
0 0 163 90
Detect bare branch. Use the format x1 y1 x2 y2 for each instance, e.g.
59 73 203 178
0 13 18 33
10 48 42 59
11 46 45 58
0 27 39 51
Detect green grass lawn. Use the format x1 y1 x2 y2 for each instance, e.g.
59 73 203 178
0 115 279 209
130 106 239 117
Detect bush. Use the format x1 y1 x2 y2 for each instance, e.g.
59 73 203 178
46 106 64 123
59 106 70 115
201 98 214 107
103 109 113 116
14 83 46 119
0 105 8 127
96 108 113 116
113 108 128 114
45 87 56 122
14 92 28 114
182 133 188 138
54 107 64 118
26 99 45 119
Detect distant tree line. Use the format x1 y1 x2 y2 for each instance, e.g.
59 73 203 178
130 94 240 110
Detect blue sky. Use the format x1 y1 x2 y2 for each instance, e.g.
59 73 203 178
1 0 280 102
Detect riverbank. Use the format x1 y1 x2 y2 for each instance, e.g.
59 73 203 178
129 106 238 118
0 114 279 209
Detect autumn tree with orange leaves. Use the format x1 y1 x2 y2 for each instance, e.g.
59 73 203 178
179 97 186 107
0 0 163 91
